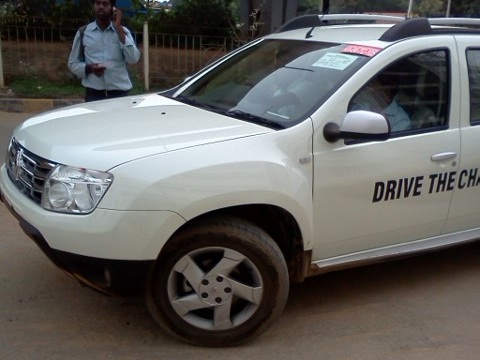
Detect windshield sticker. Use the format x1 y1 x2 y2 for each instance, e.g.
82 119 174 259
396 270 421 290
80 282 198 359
343 45 382 57
312 53 358 70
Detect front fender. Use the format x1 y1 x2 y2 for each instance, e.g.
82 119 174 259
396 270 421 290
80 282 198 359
101 120 315 250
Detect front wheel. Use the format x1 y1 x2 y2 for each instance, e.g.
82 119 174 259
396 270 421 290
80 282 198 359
146 217 289 346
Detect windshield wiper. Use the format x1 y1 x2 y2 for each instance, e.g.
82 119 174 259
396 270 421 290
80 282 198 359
174 95 220 112
284 65 314 72
175 96 284 130
226 110 285 130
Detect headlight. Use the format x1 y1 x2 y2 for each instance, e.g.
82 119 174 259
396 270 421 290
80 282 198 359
42 165 113 214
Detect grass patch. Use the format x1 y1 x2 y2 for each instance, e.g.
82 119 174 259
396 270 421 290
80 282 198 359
8 76 151 99
8 77 85 99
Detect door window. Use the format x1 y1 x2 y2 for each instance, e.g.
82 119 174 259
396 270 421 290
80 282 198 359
466 49 480 124
349 50 449 134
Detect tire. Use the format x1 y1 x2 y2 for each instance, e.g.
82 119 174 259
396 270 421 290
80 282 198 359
146 216 289 347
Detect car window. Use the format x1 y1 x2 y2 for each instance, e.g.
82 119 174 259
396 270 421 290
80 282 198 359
349 50 449 134
466 49 480 124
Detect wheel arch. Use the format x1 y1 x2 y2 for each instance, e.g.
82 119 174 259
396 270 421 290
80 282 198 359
166 204 310 283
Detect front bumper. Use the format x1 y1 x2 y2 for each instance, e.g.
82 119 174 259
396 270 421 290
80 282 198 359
1 188 153 296
0 164 186 296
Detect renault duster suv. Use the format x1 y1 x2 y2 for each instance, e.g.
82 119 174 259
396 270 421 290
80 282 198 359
2 14 480 346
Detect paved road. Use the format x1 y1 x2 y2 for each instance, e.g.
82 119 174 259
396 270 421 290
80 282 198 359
1 111 480 360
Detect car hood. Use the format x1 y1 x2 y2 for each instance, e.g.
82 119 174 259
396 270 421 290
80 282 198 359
13 94 272 170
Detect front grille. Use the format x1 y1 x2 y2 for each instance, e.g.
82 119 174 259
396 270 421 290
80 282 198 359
6 138 57 205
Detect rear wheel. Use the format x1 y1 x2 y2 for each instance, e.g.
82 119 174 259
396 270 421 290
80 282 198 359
146 217 289 346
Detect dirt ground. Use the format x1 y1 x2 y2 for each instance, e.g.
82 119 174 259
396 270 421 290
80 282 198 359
1 112 480 359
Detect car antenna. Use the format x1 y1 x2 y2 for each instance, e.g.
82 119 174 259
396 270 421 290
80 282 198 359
306 0 330 38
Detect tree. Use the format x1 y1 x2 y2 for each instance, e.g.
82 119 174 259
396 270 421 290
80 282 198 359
297 0 321 15
415 0 445 17
329 0 410 13
6 0 92 26
325 0 480 17
0 1 16 17
48 0 92 26
451 0 480 17
169 0 235 36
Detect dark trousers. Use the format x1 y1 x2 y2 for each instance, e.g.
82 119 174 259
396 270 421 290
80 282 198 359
85 88 129 102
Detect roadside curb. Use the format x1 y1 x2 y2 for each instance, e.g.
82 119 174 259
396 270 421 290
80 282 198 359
0 98 83 113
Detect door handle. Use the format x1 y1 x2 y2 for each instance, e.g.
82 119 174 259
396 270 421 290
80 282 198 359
431 152 457 162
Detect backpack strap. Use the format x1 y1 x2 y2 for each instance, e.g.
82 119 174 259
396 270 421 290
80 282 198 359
78 25 87 61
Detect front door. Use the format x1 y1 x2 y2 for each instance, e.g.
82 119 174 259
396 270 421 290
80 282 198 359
312 39 460 260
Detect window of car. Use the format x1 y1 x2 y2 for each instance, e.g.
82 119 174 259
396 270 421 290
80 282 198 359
176 39 373 129
349 49 449 135
466 49 480 125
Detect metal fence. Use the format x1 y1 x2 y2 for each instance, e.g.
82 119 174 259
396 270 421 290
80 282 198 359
0 24 240 91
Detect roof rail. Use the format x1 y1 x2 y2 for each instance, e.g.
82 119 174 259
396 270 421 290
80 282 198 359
277 13 405 33
428 17 480 28
277 14 480 41
379 17 432 41
379 17 480 42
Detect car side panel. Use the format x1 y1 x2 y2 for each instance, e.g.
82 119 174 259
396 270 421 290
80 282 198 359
311 37 461 260
443 36 480 233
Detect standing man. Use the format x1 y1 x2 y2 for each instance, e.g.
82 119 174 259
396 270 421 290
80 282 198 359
68 0 141 102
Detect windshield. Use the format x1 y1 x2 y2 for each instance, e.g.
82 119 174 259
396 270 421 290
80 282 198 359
174 39 372 129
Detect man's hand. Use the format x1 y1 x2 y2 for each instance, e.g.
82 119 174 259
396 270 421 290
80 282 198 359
112 7 126 44
86 63 107 77
112 6 122 28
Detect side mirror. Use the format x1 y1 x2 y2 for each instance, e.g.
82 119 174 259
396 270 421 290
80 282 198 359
323 110 391 143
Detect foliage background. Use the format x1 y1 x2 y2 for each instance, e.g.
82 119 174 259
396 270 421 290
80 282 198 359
1 0 480 97
299 0 480 16
2 0 480 38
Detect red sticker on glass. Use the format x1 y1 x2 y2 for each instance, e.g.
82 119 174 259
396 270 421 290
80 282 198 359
343 45 382 57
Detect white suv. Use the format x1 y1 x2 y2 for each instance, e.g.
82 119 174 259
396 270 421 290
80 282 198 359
2 14 480 346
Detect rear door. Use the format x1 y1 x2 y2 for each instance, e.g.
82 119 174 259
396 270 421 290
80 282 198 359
443 36 480 234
